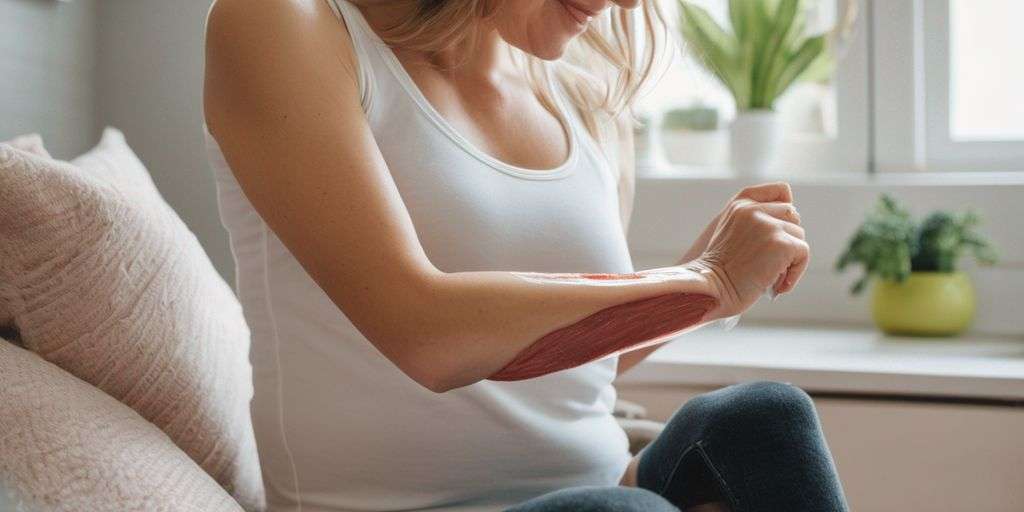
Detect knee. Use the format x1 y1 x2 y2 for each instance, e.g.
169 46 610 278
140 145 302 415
693 381 820 437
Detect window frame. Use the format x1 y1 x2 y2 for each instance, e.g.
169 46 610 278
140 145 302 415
873 0 1024 173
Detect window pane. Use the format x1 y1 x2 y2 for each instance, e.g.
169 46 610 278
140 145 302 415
639 0 840 173
950 0 1024 141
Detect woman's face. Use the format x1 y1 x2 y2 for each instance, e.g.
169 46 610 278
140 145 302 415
489 0 641 60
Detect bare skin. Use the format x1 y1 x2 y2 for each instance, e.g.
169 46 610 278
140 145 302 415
205 0 807 508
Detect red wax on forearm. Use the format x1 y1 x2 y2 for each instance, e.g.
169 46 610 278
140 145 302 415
489 292 717 381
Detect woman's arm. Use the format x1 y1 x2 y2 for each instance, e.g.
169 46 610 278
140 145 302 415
607 113 664 377
204 0 806 392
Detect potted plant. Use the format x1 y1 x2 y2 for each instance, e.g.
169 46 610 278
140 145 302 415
677 0 851 176
659 104 726 168
835 195 998 336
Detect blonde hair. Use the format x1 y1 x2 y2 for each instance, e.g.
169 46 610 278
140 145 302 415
360 0 670 142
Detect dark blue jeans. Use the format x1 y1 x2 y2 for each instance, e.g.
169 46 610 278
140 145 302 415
508 381 848 512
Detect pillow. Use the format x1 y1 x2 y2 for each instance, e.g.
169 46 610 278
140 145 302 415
0 130 265 511
0 338 244 512
6 133 51 159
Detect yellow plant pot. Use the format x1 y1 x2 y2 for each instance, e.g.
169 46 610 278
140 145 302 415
871 272 976 336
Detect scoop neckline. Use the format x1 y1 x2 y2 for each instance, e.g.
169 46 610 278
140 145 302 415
342 2 579 181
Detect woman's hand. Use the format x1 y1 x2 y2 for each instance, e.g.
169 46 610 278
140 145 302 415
678 210 723 264
692 182 809 319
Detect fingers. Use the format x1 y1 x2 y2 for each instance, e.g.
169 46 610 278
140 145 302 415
776 235 811 295
735 182 793 204
780 221 806 241
753 201 802 226
734 202 805 239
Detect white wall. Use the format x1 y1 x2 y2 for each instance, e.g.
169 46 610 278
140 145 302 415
0 0 99 158
0 0 232 281
95 0 233 282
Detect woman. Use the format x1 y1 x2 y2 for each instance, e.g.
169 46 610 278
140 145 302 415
203 0 847 510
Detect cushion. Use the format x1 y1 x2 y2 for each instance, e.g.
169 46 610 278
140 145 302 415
6 133 51 159
0 129 264 511
0 338 244 512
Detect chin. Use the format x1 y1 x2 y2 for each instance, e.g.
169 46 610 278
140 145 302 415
525 32 576 61
532 43 570 61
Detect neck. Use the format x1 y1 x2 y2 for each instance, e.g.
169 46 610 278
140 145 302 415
357 2 507 80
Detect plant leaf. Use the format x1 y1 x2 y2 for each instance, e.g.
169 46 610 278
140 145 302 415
768 34 827 103
729 0 760 105
729 0 754 42
679 2 746 106
752 0 800 108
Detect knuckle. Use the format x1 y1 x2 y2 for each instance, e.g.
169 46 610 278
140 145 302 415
770 231 790 247
794 239 811 256
729 201 751 218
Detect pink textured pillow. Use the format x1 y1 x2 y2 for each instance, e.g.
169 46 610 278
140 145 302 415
0 338 244 512
6 133 51 158
0 130 264 511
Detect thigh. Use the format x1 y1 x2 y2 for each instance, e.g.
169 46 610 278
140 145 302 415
506 486 679 512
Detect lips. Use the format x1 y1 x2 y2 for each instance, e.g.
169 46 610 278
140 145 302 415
559 0 596 25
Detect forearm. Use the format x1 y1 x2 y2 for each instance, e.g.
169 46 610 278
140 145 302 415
393 265 720 391
615 344 663 376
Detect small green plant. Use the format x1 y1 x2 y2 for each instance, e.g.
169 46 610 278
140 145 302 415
835 195 998 294
677 0 834 110
662 105 720 131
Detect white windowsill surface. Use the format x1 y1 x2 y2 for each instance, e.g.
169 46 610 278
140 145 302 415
617 324 1024 402
637 167 1024 187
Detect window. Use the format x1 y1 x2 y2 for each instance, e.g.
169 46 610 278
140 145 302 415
948 1 1024 142
638 0 869 176
640 0 1024 176
920 0 1024 171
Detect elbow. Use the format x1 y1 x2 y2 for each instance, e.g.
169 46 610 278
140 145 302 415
399 354 467 394
421 376 460 394
352 266 481 393
377 325 474 394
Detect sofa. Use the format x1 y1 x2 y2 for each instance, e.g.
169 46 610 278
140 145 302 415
0 130 660 512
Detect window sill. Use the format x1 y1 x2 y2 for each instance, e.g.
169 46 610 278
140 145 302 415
615 323 1024 402
637 165 1024 187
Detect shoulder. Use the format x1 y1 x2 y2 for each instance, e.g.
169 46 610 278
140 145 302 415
205 0 356 74
204 0 361 125
207 0 336 32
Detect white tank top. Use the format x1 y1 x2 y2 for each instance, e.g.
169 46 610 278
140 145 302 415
206 2 634 510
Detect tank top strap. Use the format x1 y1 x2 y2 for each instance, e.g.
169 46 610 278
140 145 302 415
325 0 377 113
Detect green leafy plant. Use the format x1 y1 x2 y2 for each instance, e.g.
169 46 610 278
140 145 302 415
677 0 832 110
836 195 998 295
662 105 720 131
912 211 999 272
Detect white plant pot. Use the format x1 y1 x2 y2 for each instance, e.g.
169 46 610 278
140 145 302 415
662 129 729 168
730 110 782 177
